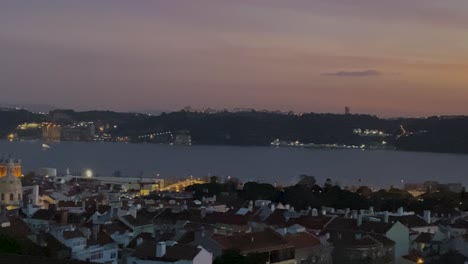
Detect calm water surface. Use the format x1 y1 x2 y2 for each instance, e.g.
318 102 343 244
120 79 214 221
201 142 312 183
1 140 467 188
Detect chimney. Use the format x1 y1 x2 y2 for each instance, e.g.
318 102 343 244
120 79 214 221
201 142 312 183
351 210 358 219
423 210 431 224
156 242 166 257
248 201 253 212
397 207 404 216
92 224 100 241
321 209 327 216
384 211 389 223
320 233 330 245
200 208 207 219
270 203 276 212
355 233 362 240
195 227 206 241
32 185 39 206
312 208 318 217
61 210 69 224
357 214 363 227
369 206 374 215
136 237 143 246
129 206 137 219
285 204 290 210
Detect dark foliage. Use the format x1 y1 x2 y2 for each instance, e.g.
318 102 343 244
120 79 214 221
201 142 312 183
2 109 468 153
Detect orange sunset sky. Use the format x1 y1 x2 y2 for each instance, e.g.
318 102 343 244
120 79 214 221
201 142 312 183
1 0 468 116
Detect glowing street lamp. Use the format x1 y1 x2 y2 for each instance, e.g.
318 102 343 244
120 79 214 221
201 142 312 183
85 169 93 178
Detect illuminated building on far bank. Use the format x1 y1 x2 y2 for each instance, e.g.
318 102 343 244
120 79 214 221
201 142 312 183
42 123 62 141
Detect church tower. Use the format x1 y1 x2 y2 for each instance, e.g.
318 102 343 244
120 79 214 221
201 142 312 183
0 159 23 206
0 158 22 177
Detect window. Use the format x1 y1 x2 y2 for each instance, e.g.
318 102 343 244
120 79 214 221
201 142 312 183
90 252 103 260
110 252 117 259
18 193 21 200
1 193 4 201
9 193 14 201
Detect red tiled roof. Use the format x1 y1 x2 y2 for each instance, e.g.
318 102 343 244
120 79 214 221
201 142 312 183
329 232 388 248
63 229 84 239
324 217 358 231
389 215 429 228
414 232 433 244
57 201 81 208
31 209 56 221
449 219 468 229
284 233 320 249
212 229 290 253
359 221 394 234
97 231 115 246
289 216 332 230
127 233 154 249
132 241 202 261
0 254 87 264
97 205 111 215
102 222 131 235
0 216 32 238
264 209 289 227
205 212 248 226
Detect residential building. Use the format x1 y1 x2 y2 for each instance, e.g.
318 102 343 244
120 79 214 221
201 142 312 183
128 240 212 264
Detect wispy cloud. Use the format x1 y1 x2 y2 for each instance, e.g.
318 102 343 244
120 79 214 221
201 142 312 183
321 70 382 77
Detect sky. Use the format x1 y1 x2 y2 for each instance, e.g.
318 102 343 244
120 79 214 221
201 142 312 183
1 1 468 117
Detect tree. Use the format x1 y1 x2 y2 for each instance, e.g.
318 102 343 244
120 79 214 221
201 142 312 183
21 172 37 186
282 185 321 210
214 250 269 264
224 177 241 193
0 235 21 254
296 175 316 188
214 249 246 264
241 182 281 201
324 178 333 192
185 183 225 200
356 186 373 198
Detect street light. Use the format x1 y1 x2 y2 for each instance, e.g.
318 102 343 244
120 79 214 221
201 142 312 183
85 169 93 178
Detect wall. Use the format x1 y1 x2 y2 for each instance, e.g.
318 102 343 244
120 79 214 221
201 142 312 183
386 222 410 258
192 247 213 264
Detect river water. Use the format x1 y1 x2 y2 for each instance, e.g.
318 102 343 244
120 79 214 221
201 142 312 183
1 140 467 188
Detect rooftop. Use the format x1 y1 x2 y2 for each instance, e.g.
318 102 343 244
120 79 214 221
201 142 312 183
212 229 290 253
131 241 202 262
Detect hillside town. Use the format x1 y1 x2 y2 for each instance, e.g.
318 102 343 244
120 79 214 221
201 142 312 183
0 158 468 264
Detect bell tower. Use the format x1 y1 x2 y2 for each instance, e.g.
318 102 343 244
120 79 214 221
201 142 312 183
0 158 22 178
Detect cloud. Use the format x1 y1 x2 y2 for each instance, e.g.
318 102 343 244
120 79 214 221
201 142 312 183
321 70 382 77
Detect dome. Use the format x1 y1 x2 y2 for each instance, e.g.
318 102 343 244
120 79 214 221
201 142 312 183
0 160 23 206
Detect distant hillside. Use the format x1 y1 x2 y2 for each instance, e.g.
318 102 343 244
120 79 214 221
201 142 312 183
0 109 44 136
1 109 468 154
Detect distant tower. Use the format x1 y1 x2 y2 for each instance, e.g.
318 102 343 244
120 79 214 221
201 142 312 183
345 106 351 115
